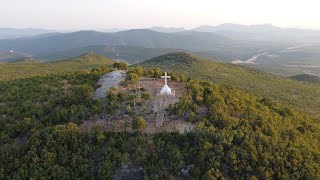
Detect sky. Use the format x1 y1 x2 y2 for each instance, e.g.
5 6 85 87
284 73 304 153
1 0 320 30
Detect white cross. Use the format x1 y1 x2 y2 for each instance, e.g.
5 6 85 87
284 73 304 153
161 72 170 85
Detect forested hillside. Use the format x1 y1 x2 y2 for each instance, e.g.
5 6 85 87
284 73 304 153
1 54 320 179
168 79 320 179
0 53 114 81
0 60 115 178
139 52 320 118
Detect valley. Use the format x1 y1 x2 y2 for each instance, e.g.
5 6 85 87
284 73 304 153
227 43 320 77
1 26 320 79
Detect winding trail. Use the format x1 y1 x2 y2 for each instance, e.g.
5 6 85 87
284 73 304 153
231 52 268 64
92 70 126 100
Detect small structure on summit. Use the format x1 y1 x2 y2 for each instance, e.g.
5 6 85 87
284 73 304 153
155 72 175 127
160 72 172 95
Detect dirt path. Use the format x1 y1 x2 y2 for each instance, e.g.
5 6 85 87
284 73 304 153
92 70 126 100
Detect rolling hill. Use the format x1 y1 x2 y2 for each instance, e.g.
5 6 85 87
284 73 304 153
139 52 320 118
62 52 114 64
0 50 31 62
290 74 320 84
11 57 42 63
0 52 114 81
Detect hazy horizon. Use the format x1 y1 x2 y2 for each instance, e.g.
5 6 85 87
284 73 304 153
2 23 320 32
1 0 320 31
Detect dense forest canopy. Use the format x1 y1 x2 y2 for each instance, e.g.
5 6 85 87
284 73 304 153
0 54 320 179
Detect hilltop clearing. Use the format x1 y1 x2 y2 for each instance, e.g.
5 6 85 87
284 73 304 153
82 74 192 134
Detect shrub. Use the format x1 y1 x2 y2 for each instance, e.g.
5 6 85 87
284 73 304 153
126 73 139 83
127 66 144 77
113 62 128 70
141 92 152 100
117 93 127 101
132 116 147 130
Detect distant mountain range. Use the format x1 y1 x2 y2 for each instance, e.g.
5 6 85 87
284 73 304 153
149 26 186 33
1 24 320 77
194 23 283 32
35 45 184 64
0 29 277 64
0 28 55 39
0 29 229 56
2 24 320 41
194 23 320 42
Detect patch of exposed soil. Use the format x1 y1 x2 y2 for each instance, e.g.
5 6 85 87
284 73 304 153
82 77 194 134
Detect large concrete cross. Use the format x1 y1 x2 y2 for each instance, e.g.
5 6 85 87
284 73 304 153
161 72 170 85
